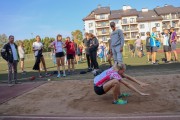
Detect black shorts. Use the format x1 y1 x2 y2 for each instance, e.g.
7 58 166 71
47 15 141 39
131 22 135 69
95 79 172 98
146 46 151 52
78 53 82 56
151 46 158 52
67 54 74 60
163 46 171 52
56 52 64 58
20 58 25 61
94 85 105 95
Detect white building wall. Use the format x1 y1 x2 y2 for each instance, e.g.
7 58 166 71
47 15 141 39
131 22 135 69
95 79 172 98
84 20 96 35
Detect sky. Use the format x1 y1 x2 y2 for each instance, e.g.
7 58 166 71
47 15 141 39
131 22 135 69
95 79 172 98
0 0 179 40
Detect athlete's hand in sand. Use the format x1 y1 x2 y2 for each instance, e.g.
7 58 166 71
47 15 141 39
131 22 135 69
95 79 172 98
140 83 150 87
140 92 150 96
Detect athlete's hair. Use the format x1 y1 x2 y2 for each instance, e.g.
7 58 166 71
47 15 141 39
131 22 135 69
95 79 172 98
170 27 175 31
113 63 126 71
146 32 150 36
56 34 62 40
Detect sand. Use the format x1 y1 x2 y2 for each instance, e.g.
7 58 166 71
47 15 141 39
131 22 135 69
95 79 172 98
0 74 180 117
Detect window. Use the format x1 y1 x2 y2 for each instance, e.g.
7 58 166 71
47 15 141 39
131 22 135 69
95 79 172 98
89 30 94 33
122 19 127 24
155 23 160 27
101 22 106 26
102 36 106 41
140 32 145 36
140 24 145 29
100 14 105 19
89 23 93 28
112 20 119 24
102 29 107 34
131 32 137 38
130 18 135 23
123 26 129 31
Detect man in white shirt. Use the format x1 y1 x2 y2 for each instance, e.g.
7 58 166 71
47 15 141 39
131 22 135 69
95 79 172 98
1 35 19 86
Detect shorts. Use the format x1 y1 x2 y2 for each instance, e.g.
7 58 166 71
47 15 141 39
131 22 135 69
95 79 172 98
151 46 158 52
67 54 74 60
163 45 171 52
94 85 105 95
136 47 141 51
20 58 25 61
130 48 135 53
146 46 151 52
171 42 176 51
55 52 64 58
78 53 82 56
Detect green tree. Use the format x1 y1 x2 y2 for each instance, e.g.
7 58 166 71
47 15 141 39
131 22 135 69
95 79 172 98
0 34 8 49
71 30 83 44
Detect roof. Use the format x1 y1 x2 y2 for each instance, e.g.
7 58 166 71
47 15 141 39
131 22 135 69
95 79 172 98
83 7 110 21
137 10 163 22
94 7 110 15
83 12 95 21
109 10 122 19
109 9 139 19
154 5 180 15
120 9 139 17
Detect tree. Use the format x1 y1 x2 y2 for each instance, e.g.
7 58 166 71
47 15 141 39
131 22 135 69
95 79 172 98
0 34 8 49
71 30 83 44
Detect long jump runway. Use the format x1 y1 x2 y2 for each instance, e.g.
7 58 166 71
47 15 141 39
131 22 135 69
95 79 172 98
0 114 180 120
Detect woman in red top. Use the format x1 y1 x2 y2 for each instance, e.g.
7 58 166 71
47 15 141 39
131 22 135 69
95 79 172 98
65 37 75 75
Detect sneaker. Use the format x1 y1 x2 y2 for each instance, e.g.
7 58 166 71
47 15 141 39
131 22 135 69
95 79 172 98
8 83 14 87
63 73 66 77
67 71 71 75
39 74 43 78
87 68 92 72
45 73 51 77
15 81 21 84
21 71 26 74
57 74 61 78
152 62 159 65
112 99 127 105
118 93 130 98
92 69 97 74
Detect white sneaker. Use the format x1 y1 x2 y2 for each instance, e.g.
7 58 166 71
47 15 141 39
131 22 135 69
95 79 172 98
57 74 61 78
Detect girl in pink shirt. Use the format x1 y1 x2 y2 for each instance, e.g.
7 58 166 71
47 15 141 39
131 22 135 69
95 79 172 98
94 64 150 104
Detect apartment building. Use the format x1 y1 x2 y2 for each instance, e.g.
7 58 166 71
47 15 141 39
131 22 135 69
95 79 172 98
83 4 180 42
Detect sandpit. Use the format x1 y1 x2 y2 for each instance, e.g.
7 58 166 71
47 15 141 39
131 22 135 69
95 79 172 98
0 74 180 117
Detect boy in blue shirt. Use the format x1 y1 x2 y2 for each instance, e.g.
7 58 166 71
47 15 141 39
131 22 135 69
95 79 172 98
150 27 160 65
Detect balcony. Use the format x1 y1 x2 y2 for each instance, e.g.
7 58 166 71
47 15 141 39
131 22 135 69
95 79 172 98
122 22 129 25
172 24 180 28
96 24 109 29
130 28 138 31
97 32 110 36
95 17 109 21
124 37 130 40
129 21 138 24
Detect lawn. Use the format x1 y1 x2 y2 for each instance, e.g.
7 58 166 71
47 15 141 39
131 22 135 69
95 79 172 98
0 45 180 82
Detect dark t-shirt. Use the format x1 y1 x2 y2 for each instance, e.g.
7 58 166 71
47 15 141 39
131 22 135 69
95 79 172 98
83 38 90 54
146 37 151 47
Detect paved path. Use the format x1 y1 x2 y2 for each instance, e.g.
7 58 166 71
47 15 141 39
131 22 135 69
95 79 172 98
0 114 180 120
0 82 45 104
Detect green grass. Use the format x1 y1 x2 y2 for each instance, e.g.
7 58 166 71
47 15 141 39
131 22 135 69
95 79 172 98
0 45 180 82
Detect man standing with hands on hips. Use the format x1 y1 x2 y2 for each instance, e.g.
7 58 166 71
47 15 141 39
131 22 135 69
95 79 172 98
110 22 124 65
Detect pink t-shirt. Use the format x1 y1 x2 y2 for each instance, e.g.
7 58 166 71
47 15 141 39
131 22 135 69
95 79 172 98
94 67 122 87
